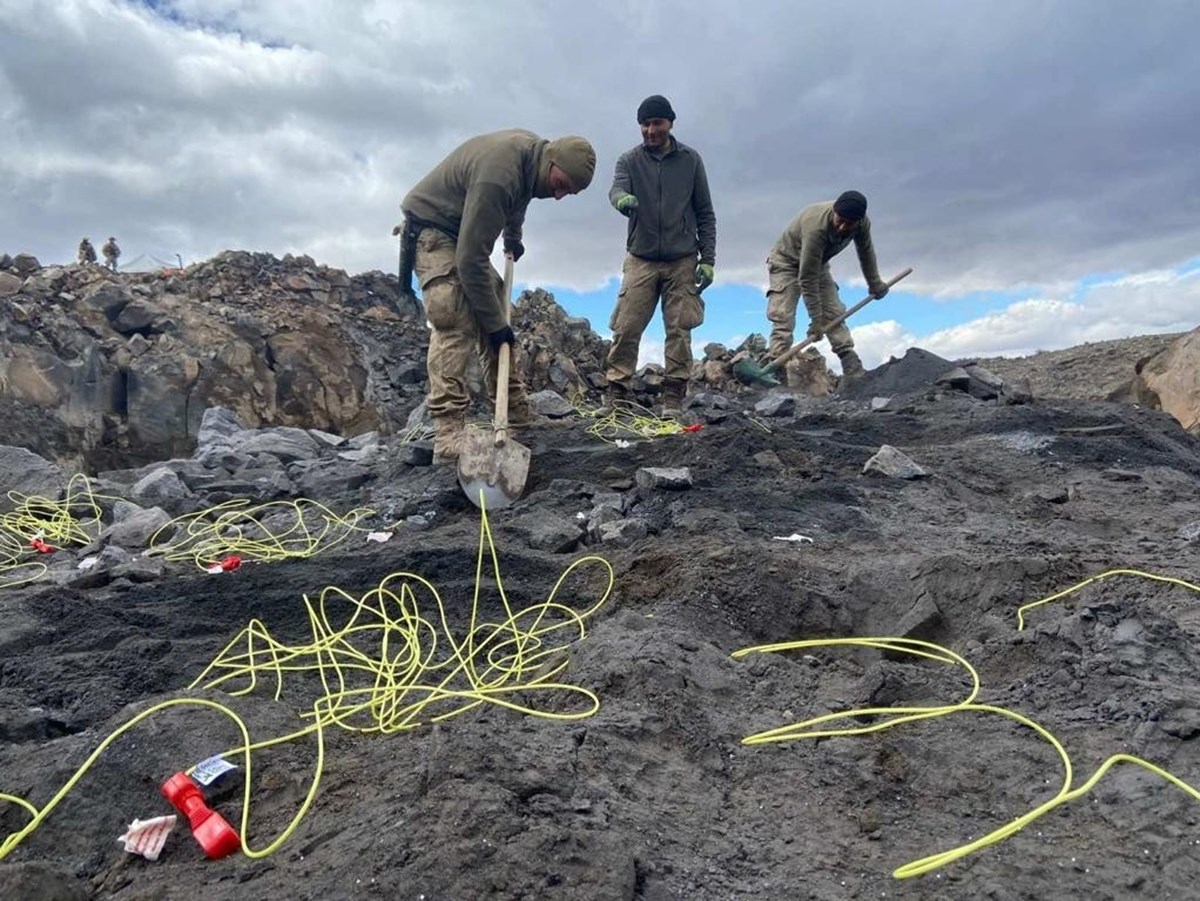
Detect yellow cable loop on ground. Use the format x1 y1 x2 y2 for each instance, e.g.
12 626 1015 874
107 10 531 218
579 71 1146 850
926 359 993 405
733 637 981 744
0 473 107 546
733 630 1200 879
580 398 692 444
397 421 434 444
1 501 614 861
0 696 320 861
1016 567 1200 630
145 498 378 570
189 502 615 737
0 473 115 588
743 413 773 434
0 527 47 589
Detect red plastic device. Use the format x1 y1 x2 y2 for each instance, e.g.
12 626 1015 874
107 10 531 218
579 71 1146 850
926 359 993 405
160 772 241 859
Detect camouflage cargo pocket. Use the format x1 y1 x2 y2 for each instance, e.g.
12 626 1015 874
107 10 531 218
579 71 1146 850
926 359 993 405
674 292 704 330
414 230 456 290
422 278 464 330
608 288 627 332
414 230 462 330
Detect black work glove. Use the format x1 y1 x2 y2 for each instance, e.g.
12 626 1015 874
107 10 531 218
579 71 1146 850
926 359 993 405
503 238 525 262
487 325 516 353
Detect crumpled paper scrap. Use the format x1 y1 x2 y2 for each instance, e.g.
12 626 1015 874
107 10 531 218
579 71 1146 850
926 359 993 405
118 815 177 861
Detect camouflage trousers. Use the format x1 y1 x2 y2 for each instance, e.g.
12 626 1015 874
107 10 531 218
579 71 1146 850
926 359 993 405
412 228 529 420
765 261 854 359
606 254 703 385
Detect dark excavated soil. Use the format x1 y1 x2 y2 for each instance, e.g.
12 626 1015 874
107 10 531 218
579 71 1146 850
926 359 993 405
2 358 1200 900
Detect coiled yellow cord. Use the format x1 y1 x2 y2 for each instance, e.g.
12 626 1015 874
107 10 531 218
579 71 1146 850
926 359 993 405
0 480 380 586
580 398 693 444
0 473 106 546
0 474 112 588
145 498 379 570
0 501 615 860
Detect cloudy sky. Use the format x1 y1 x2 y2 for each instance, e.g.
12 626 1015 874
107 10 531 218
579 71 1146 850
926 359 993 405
3 0 1198 369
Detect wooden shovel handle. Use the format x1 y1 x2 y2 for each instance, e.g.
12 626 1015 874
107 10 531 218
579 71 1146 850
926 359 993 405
765 267 913 375
493 254 515 445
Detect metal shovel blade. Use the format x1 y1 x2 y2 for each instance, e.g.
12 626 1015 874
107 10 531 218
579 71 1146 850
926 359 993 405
732 357 782 387
456 424 531 510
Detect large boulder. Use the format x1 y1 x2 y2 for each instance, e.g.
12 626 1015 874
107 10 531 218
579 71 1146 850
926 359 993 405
1127 326 1200 433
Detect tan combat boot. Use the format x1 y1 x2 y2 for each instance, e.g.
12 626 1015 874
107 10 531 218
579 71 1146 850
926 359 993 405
506 397 550 429
660 378 688 416
597 381 632 415
837 350 865 385
431 414 465 465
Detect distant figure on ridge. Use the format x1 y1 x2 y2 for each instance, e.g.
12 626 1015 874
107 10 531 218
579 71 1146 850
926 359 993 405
605 94 717 415
398 129 597 464
765 191 889 383
102 236 121 271
77 237 97 265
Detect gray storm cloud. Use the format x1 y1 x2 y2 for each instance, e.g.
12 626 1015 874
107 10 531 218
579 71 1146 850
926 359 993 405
1 0 1197 305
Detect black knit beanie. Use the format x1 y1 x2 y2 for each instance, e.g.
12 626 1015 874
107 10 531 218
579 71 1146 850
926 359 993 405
637 94 676 123
833 190 868 220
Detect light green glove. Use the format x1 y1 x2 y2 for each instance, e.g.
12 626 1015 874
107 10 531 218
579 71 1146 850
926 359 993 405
614 193 639 215
696 263 714 292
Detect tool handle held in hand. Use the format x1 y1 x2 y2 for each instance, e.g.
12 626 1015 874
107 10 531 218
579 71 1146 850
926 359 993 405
493 255 514 446
765 267 913 375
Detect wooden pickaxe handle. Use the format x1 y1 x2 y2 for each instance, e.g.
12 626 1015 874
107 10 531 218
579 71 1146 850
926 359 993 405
763 267 914 375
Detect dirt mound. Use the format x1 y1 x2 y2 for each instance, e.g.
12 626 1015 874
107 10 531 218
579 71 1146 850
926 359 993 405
2 378 1200 899
846 347 958 397
973 332 1184 401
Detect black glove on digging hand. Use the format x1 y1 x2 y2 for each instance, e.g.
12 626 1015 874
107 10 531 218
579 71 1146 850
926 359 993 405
503 238 525 262
487 326 516 352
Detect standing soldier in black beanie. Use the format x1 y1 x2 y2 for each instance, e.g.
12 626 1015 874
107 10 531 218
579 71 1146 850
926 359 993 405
605 94 717 415
764 190 889 382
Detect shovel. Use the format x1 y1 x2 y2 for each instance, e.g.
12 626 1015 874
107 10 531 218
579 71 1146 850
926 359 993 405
457 254 531 510
733 267 913 387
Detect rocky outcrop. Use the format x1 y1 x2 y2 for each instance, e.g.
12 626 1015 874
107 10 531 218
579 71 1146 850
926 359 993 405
511 288 608 400
0 252 650 470
0 249 797 471
1126 326 1200 433
0 251 434 469
11 248 1149 471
